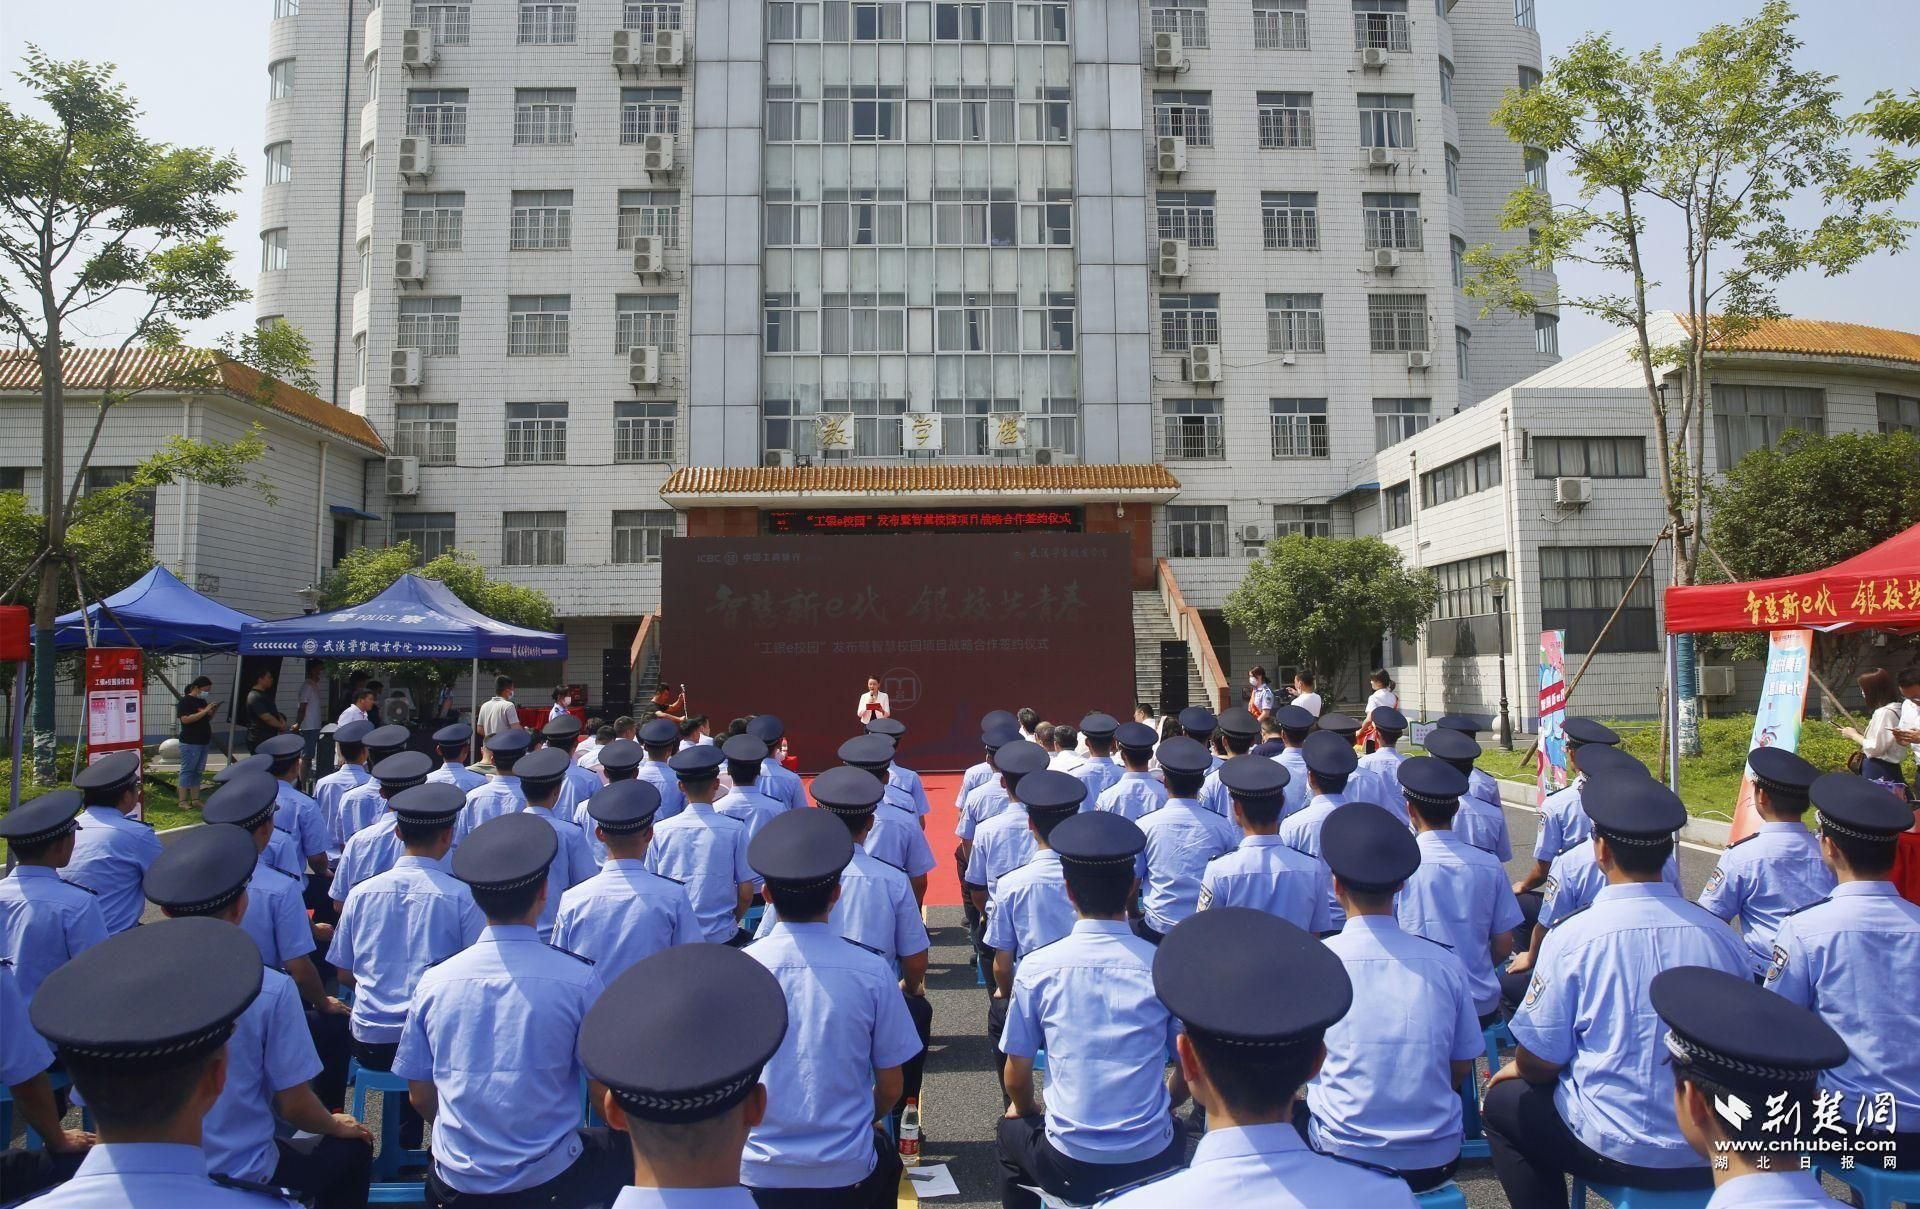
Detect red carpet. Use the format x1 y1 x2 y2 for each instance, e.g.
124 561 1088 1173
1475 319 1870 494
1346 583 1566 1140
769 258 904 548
797 771 967 908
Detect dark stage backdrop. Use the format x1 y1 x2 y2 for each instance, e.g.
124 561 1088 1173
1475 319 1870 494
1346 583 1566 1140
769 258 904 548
660 533 1135 773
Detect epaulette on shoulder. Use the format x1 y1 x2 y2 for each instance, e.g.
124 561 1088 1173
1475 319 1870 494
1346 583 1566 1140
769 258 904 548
1318 1149 1403 1180
548 943 595 965
1549 901 1593 929
1728 832 1757 848
874 854 908 873
59 877 98 895
266 863 301 882
1099 1166 1182 1200
1408 931 1455 951
844 937 886 957
0 957 11 967
209 1172 302 1204
652 871 686 885
1782 896 1832 919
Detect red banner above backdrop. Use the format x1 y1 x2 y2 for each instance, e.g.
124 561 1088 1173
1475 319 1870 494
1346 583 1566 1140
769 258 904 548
660 533 1135 772
1664 521 1920 634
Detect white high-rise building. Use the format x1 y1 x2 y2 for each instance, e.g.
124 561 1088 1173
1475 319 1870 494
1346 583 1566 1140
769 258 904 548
257 0 1557 712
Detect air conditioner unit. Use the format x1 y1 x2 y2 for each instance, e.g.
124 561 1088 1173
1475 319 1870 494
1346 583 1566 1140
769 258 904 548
612 29 641 71
384 455 420 497
762 449 797 468
388 347 423 387
642 133 676 175
1367 145 1398 169
1553 475 1594 506
1239 524 1264 543
392 242 428 283
632 235 667 276
1151 30 1183 72
1360 45 1389 69
652 29 686 69
1184 344 1223 383
1033 448 1054 466
1157 238 1189 280
397 137 433 180
1280 351 1297 366
401 26 436 70
628 345 661 386
1700 665 1737 699
1373 248 1401 271
1405 349 1433 370
1156 135 1187 175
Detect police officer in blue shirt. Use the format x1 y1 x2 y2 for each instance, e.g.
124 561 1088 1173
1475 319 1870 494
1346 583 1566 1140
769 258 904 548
746 715 806 815
543 714 605 824
1309 804 1483 1191
1393 757 1525 1026
424 722 487 795
864 716 932 821
394 812 631 1205
1178 706 1223 772
838 735 937 902
330 751 442 905
983 771 1087 1082
580 945 788 1209
1766 772 1920 1165
554 779 699 983
0 790 108 1000
743 809 923 1208
574 739 645 866
63 751 162 936
1198 755 1332 932
1105 908 1418 1208
637 717 690 823
514 746 601 940
965 741 1053 913
648 744 757 945
1654 966 1851 1209
961 710 1020 804
716 735 785 842
455 729 532 843
0 954 86 1205
1278 731 1362 929
998 809 1185 1208
1696 747 1835 979
1094 721 1168 820
1353 706 1410 820
1268 704 1316 819
1197 708 1260 817
256 734 329 885
1486 775 1749 1206
1134 736 1238 944
1513 717 1625 905
958 723 1025 846
314 720 374 863
330 725 413 854
1425 726 1512 861
142 828 374 1208
1071 713 1123 801
27 918 305 1208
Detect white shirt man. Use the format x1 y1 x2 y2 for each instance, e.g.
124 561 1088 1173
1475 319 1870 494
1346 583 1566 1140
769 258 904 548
1292 684 1323 718
295 675 327 734
475 689 520 741
335 701 370 729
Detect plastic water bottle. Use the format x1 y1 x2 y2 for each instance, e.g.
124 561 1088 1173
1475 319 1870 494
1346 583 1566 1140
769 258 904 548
899 1098 921 1166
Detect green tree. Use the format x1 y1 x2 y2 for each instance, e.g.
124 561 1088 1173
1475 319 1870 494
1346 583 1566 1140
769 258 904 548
1463 0 1916 751
1704 430 1920 684
1224 536 1438 699
0 52 305 780
318 545 558 704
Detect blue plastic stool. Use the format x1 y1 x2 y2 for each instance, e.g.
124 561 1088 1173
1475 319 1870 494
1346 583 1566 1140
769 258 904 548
1569 1179 1711 1208
1458 1020 1510 1161
1815 1159 1920 1209
1416 1181 1468 1208
742 903 765 937
346 1060 429 1201
975 951 989 987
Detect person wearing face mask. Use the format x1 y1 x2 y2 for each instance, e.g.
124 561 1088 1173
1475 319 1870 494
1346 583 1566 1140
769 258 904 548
549 686 574 721
1247 667 1275 720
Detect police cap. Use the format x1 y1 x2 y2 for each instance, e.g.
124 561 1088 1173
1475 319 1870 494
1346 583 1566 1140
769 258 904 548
1423 727 1481 765
431 722 472 749
542 713 583 742
981 723 1023 752
1079 713 1119 740
991 740 1050 782
667 745 724 783
1154 736 1212 779
1049 810 1146 871
1811 772 1913 841
1017 770 1087 817
372 750 434 791
748 808 854 889
1434 714 1486 734
0 789 83 847
1397 756 1467 808
73 750 141 798
1562 717 1621 748
363 725 412 757
1177 707 1217 739
1113 722 1158 753
1302 730 1358 780
809 765 886 816
213 753 272 784
1274 705 1316 737
866 717 906 740
1748 747 1818 804
200 771 280 830
1370 706 1408 734
143 824 257 916
721 735 769 765
485 729 532 761
390 782 466 827
1575 745 1649 780
837 735 896 772
452 813 557 893
1321 802 1420 892
598 740 644 780
638 718 682 746
586 779 662 834
1216 708 1259 741
1582 775 1685 844
1154 908 1352 1046
980 709 1018 732
516 747 572 794
257 733 305 771
746 715 786 744
1219 755 1289 802
1652 965 1847 1101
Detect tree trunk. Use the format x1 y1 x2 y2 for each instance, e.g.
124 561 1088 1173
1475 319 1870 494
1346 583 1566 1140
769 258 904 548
32 300 64 784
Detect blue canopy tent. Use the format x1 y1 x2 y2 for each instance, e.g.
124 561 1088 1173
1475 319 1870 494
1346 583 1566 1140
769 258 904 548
45 565 261 652
236 574 566 751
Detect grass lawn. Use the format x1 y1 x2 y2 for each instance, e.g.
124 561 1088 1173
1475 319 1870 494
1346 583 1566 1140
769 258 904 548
2 745 199 859
1483 713 1908 823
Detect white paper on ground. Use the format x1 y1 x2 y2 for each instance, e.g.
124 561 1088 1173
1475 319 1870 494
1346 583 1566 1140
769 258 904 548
903 1163 960 1198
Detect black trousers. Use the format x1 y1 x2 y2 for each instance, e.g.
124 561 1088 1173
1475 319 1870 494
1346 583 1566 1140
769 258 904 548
749 1127 901 1209
350 1035 426 1150
424 1128 633 1208
1289 1102 1458 1193
996 1112 1185 1209
1128 916 1163 946
986 993 1013 1100
1483 1077 1711 1209
900 991 932 1106
1498 967 1534 1016
0 1146 85 1206
308 1005 352 1112
1514 891 1542 947
273 1132 374 1209
966 887 992 984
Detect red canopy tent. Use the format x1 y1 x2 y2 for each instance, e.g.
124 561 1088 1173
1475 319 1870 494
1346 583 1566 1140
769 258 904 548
1664 522 1920 635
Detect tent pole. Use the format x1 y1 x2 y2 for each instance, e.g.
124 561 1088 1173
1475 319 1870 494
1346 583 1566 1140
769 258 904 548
1664 633 1681 791
470 657 479 726
225 657 245 761
8 660 25 815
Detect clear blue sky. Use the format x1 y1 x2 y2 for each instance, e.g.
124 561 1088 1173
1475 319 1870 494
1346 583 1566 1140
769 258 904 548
2 0 1916 353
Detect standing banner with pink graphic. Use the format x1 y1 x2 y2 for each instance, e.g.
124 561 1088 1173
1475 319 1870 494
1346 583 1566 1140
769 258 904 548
1537 629 1569 806
1729 629 1813 842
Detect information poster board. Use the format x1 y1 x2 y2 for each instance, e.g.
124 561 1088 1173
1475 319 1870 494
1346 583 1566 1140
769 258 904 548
84 648 144 818
1536 629 1569 806
1728 629 1813 842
